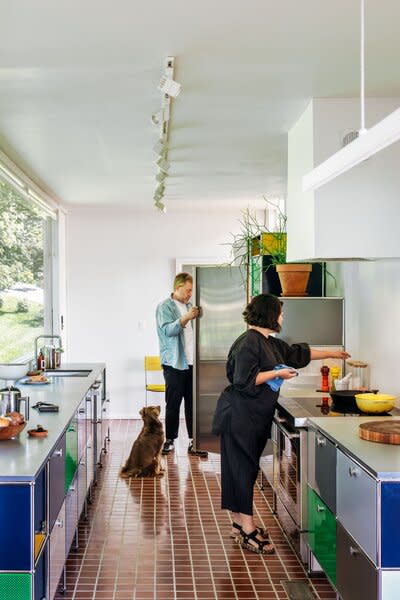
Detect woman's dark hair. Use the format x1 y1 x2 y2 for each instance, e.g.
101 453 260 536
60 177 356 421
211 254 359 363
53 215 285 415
243 294 283 331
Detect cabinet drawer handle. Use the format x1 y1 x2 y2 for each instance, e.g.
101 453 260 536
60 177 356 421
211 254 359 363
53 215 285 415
349 466 359 477
316 504 326 513
53 448 63 457
69 485 76 492
55 519 64 528
80 459 86 466
317 436 326 447
349 546 360 556
78 408 85 414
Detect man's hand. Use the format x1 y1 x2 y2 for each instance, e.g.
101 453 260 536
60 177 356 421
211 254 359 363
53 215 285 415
180 306 200 327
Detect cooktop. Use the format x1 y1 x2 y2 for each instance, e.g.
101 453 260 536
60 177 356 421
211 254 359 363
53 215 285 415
277 396 400 428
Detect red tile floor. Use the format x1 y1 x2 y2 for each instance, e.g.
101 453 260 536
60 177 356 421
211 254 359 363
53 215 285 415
55 420 336 600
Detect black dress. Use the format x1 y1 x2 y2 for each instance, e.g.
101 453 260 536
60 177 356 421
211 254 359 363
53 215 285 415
212 329 310 515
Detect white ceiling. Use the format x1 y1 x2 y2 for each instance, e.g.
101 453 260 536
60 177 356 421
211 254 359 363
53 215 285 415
0 0 399 210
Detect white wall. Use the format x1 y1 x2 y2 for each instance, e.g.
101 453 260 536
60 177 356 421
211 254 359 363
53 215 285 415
65 207 248 417
336 260 400 396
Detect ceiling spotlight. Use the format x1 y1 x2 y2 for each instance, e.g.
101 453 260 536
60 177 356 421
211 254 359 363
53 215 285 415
156 156 170 173
156 171 167 183
155 183 165 196
158 75 182 98
151 111 162 126
155 199 166 213
152 139 167 156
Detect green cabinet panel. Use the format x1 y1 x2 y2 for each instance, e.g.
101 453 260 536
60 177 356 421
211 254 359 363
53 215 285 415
307 486 336 585
65 416 78 492
0 573 31 600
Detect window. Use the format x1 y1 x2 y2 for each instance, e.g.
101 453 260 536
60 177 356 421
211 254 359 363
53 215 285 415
0 180 54 362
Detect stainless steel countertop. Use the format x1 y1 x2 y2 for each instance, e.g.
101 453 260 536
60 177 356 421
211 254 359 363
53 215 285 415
308 417 400 480
278 393 329 427
0 363 105 481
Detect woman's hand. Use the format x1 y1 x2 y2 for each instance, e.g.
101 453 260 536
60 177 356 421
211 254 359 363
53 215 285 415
329 350 351 359
278 368 299 380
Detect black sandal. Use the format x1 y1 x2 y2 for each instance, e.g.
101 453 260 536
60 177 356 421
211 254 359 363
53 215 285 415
238 528 275 555
230 521 269 540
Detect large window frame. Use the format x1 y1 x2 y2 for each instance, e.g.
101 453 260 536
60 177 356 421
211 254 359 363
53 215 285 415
0 151 63 363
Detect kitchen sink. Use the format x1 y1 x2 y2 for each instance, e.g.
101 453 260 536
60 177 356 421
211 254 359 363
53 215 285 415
45 370 91 377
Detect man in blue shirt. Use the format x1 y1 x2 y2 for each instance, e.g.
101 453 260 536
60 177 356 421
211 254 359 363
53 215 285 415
156 272 207 456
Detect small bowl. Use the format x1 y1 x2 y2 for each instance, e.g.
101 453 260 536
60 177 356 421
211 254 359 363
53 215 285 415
28 428 48 438
0 421 26 440
355 393 396 414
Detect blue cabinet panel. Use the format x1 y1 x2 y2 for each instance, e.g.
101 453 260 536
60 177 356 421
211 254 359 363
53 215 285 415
381 482 400 568
0 485 31 570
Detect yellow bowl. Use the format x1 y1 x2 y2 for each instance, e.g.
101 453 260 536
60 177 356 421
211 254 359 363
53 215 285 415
355 393 396 414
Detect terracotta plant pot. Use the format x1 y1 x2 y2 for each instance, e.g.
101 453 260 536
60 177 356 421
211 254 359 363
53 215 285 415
276 263 312 296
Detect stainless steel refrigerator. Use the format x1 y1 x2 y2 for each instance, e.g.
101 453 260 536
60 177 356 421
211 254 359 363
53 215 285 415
190 265 344 453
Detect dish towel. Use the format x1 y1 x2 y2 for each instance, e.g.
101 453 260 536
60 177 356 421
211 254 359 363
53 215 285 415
266 364 298 392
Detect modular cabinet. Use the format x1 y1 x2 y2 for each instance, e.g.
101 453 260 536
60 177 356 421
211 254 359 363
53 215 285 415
49 503 65 600
337 449 377 564
307 486 336 585
49 434 66 531
336 521 378 600
65 474 78 553
65 415 78 492
307 429 336 514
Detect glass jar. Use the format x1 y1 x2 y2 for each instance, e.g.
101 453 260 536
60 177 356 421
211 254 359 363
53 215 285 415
347 360 370 390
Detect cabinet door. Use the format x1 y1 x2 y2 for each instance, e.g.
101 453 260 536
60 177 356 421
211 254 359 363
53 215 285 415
0 484 32 571
336 521 378 600
308 429 336 513
381 482 400 568
337 450 377 563
65 416 78 492
77 452 87 519
49 503 66 600
49 434 66 531
65 475 78 554
307 486 336 585
77 398 87 458
0 574 31 600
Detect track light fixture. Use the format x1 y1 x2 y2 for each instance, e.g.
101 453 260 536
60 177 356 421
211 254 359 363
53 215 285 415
150 56 181 212
156 171 167 183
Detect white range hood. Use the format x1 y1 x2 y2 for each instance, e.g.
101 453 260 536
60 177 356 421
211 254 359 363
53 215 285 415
286 98 400 262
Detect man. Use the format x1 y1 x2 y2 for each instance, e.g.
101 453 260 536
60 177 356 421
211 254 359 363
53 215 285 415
156 272 208 457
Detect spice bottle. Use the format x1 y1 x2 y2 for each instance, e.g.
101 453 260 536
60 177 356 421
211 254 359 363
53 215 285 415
320 365 330 392
330 366 340 392
37 348 45 371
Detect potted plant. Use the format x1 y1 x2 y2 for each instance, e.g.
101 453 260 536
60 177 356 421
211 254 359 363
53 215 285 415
228 198 320 298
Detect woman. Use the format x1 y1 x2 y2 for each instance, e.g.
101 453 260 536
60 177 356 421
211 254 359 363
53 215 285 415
212 294 350 555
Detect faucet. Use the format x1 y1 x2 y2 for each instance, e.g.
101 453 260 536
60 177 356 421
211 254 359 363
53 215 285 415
34 335 63 362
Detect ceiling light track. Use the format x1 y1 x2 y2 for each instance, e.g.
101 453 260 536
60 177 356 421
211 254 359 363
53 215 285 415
151 56 182 212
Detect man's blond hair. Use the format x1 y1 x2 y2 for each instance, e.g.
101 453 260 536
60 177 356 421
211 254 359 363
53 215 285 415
173 272 193 289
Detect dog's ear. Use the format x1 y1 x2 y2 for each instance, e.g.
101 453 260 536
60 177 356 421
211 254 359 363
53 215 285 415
139 407 146 418
155 405 161 415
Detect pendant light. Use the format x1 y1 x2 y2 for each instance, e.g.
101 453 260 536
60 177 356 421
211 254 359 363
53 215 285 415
303 0 400 192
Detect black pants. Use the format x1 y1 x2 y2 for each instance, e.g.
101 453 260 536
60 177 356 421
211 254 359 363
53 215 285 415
162 365 193 440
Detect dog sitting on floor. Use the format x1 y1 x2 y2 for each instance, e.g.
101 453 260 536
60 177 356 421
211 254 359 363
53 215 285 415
120 405 165 478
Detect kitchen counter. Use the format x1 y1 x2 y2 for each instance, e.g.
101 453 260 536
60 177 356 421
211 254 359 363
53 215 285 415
308 416 400 479
0 362 105 481
278 392 331 427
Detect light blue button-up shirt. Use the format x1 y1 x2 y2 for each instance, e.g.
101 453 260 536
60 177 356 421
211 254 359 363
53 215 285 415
156 296 192 370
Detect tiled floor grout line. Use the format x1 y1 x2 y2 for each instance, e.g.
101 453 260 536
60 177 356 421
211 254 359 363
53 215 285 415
132 478 144 600
70 426 121 600
188 458 219 599
175 454 199 600
200 465 243 600
112 477 130 600
164 455 178 600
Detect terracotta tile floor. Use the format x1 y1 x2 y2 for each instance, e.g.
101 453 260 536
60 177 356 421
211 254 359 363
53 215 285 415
55 420 336 600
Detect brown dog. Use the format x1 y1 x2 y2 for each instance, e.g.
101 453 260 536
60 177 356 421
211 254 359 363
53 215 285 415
120 406 165 478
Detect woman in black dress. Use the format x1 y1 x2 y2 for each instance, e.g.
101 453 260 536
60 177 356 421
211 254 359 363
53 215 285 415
212 294 350 555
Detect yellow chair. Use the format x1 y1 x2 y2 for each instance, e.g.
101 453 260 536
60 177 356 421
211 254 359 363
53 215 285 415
144 355 166 406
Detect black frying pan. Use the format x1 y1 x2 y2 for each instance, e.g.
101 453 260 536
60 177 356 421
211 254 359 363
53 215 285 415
329 390 368 411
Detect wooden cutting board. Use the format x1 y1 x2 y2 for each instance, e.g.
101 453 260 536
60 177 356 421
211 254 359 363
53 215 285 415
359 420 400 444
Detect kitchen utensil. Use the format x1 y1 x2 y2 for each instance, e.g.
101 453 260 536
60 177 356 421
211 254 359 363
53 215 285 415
359 420 400 444
347 360 370 390
0 388 30 420
355 393 396 414
329 389 372 411
0 421 26 440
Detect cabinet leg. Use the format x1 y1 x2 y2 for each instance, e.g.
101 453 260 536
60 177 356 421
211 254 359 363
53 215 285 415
259 470 264 490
